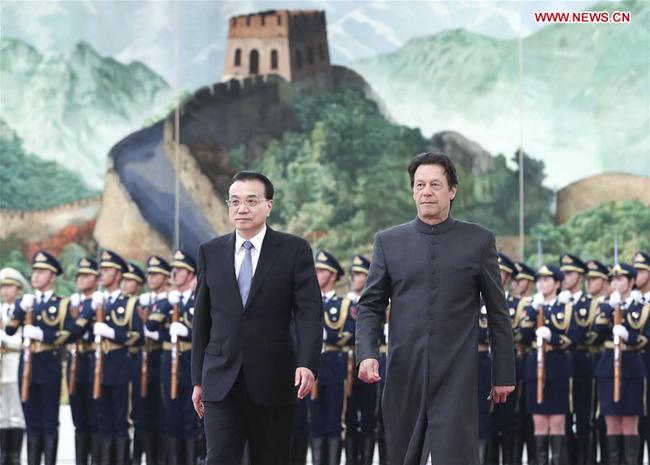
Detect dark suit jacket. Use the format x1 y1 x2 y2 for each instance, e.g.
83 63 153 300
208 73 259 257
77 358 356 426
191 226 322 405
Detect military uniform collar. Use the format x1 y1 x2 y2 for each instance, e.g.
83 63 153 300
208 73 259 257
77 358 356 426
644 291 650 303
182 289 192 303
322 290 336 302
572 290 583 302
35 289 54 303
414 215 456 235
108 289 121 302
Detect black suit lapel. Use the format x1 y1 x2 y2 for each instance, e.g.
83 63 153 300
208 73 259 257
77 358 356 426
244 227 283 310
225 232 244 310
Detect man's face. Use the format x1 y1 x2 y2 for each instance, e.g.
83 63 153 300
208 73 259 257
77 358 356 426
587 277 606 296
350 272 367 294
120 279 140 297
412 164 456 221
228 180 272 235
100 268 119 288
31 269 54 291
636 269 649 291
316 268 336 291
76 273 98 294
172 268 193 289
512 279 528 297
147 273 166 292
612 276 634 295
562 271 582 292
536 276 558 297
0 284 20 303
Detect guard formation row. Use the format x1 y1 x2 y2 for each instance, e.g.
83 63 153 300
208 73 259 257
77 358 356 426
1 247 649 465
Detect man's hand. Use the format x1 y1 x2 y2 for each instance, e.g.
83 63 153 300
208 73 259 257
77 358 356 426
192 385 204 419
295 367 315 399
488 385 515 403
358 358 381 384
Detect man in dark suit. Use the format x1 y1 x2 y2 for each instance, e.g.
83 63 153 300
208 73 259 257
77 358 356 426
355 152 516 465
191 171 323 465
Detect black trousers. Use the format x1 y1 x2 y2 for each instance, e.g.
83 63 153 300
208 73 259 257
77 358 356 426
203 370 296 465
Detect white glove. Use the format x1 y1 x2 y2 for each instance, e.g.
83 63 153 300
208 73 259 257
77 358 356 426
168 290 181 306
20 294 35 310
609 291 622 308
138 293 151 307
169 322 189 338
613 324 629 342
23 324 44 341
91 291 104 310
631 289 643 304
69 293 81 308
532 293 545 311
93 322 116 340
0 329 7 343
558 290 572 304
144 326 160 341
535 326 552 342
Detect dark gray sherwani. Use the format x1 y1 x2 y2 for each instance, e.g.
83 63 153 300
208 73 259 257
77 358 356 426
355 215 515 465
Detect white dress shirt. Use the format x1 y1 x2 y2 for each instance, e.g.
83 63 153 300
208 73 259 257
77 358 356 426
235 225 267 279
572 290 583 302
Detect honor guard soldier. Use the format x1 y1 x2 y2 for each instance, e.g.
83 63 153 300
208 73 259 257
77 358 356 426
309 251 355 465
560 253 596 465
512 262 537 465
0 268 28 465
344 254 376 465
634 252 650 304
585 259 613 464
131 256 170 465
146 249 201 464
92 250 142 465
478 299 493 465
633 252 650 459
67 257 101 465
118 261 147 464
122 262 145 298
593 263 648 465
5 251 73 465
487 253 520 465
519 265 575 465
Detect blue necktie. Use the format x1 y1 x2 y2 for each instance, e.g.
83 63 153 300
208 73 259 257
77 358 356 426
238 241 254 305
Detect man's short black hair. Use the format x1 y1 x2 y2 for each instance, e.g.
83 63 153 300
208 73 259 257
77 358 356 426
231 171 275 200
408 152 459 190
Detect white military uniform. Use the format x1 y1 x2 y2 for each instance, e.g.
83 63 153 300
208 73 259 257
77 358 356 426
0 300 26 428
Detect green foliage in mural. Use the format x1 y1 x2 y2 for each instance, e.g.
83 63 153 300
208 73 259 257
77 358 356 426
0 121 99 210
526 200 650 266
253 87 554 257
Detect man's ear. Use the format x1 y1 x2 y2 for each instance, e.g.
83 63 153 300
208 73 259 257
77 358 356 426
449 186 458 200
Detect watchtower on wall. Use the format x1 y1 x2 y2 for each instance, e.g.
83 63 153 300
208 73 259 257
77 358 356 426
222 10 331 82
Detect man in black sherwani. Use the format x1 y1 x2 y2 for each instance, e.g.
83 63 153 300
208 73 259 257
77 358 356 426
356 152 516 465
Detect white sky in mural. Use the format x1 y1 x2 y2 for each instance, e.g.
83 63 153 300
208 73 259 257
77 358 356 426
2 1 609 90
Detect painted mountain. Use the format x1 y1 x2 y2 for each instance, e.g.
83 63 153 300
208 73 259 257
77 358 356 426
0 38 174 189
350 0 650 187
